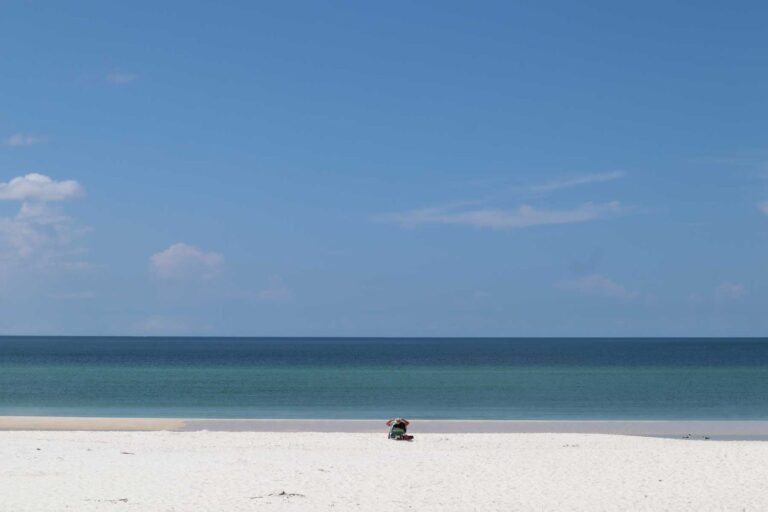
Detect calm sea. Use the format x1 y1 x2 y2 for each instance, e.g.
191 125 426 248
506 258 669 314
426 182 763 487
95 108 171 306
1 337 767 419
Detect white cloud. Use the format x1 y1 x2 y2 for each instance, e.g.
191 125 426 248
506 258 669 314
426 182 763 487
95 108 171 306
150 243 223 280
529 171 625 193
715 282 747 301
258 276 293 302
758 202 768 215
379 201 623 229
0 174 87 266
106 71 138 84
3 134 44 147
0 173 83 201
0 203 80 259
558 274 637 300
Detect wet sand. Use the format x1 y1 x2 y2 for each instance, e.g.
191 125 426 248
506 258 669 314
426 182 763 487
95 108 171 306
2 416 768 439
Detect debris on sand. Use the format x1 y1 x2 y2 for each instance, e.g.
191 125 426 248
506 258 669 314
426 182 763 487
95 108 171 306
250 491 306 499
84 498 129 504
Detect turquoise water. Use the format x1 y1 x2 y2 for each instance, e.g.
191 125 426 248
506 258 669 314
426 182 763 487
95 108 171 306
1 337 767 419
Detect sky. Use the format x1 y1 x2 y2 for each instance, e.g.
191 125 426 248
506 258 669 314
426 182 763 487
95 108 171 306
1 1 767 337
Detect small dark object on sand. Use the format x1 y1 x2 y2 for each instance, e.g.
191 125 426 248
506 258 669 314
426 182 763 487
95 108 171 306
387 418 414 441
251 491 305 500
121 451 135 455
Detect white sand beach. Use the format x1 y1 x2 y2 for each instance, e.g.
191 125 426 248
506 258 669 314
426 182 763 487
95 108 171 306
2 430 767 511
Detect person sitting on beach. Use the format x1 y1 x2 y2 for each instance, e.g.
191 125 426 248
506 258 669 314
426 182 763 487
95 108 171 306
386 418 413 441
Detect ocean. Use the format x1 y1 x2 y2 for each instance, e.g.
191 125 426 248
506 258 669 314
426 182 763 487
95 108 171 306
1 337 767 420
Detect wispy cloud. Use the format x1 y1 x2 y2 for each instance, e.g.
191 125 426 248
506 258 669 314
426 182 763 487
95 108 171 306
48 291 97 300
258 276 293 302
136 315 192 334
557 274 637 300
690 153 768 170
758 202 768 215
378 201 623 230
690 282 748 304
150 243 223 280
529 171 625 193
715 282 747 301
3 134 44 147
106 71 139 84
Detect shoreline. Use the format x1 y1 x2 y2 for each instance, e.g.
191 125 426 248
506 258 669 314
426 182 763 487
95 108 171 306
3 416 768 439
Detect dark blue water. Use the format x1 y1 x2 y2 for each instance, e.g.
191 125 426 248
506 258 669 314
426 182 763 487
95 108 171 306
1 337 767 419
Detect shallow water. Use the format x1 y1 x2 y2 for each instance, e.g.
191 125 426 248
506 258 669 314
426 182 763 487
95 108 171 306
1 337 767 419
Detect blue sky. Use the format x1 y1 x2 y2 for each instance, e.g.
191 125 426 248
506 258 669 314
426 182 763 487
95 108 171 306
1 1 766 336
